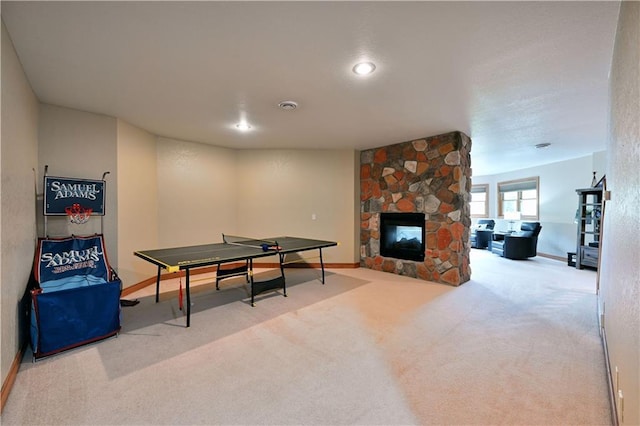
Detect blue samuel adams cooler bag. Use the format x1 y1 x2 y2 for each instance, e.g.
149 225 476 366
30 234 121 359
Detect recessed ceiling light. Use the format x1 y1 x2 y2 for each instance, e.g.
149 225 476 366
236 122 251 131
352 62 376 76
278 101 298 110
535 143 551 149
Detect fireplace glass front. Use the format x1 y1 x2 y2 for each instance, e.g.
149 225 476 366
380 212 425 261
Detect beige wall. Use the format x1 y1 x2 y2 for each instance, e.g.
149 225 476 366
236 149 359 264
1 20 39 387
156 137 238 248
38 104 118 263
152 142 359 264
600 2 640 424
116 120 158 285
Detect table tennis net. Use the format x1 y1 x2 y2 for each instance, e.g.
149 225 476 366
222 234 278 249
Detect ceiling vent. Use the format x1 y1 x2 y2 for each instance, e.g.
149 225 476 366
278 101 298 110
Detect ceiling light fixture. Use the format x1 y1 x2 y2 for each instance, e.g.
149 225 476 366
236 122 251 131
535 143 551 149
278 100 298 110
352 61 376 76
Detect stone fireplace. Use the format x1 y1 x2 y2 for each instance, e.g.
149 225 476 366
360 131 472 286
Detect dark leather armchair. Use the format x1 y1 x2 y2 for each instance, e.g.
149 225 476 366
490 222 542 259
470 219 495 249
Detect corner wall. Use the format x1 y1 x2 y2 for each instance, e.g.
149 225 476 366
123 141 360 285
600 2 640 424
116 120 158 285
38 104 118 263
1 19 39 400
156 137 238 248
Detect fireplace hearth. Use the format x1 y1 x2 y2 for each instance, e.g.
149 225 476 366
380 213 425 261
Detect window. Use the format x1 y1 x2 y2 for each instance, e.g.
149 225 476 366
498 177 539 219
470 184 489 218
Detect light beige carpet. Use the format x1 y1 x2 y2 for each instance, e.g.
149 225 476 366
1 250 611 425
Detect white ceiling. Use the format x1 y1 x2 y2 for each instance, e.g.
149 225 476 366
2 1 620 176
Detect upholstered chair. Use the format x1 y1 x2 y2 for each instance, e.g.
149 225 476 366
470 219 495 249
490 222 542 259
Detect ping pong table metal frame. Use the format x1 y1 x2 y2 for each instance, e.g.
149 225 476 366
134 237 337 327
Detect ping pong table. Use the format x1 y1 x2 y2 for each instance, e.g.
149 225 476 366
134 235 338 327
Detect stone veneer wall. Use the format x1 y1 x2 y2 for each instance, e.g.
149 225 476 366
360 131 472 286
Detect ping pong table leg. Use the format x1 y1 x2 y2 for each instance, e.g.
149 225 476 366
319 248 326 284
155 266 162 303
186 268 191 327
279 252 287 297
249 258 255 307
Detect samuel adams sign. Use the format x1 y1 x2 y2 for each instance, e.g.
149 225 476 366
44 176 105 216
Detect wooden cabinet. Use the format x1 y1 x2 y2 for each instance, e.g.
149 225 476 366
575 187 603 269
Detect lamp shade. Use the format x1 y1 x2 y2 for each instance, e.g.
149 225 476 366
504 211 522 221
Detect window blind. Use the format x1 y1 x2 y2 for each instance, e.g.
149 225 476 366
498 179 537 193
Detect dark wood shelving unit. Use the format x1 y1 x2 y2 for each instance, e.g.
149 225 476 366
575 187 603 269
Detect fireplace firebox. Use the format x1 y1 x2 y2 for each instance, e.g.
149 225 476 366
380 213 426 261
